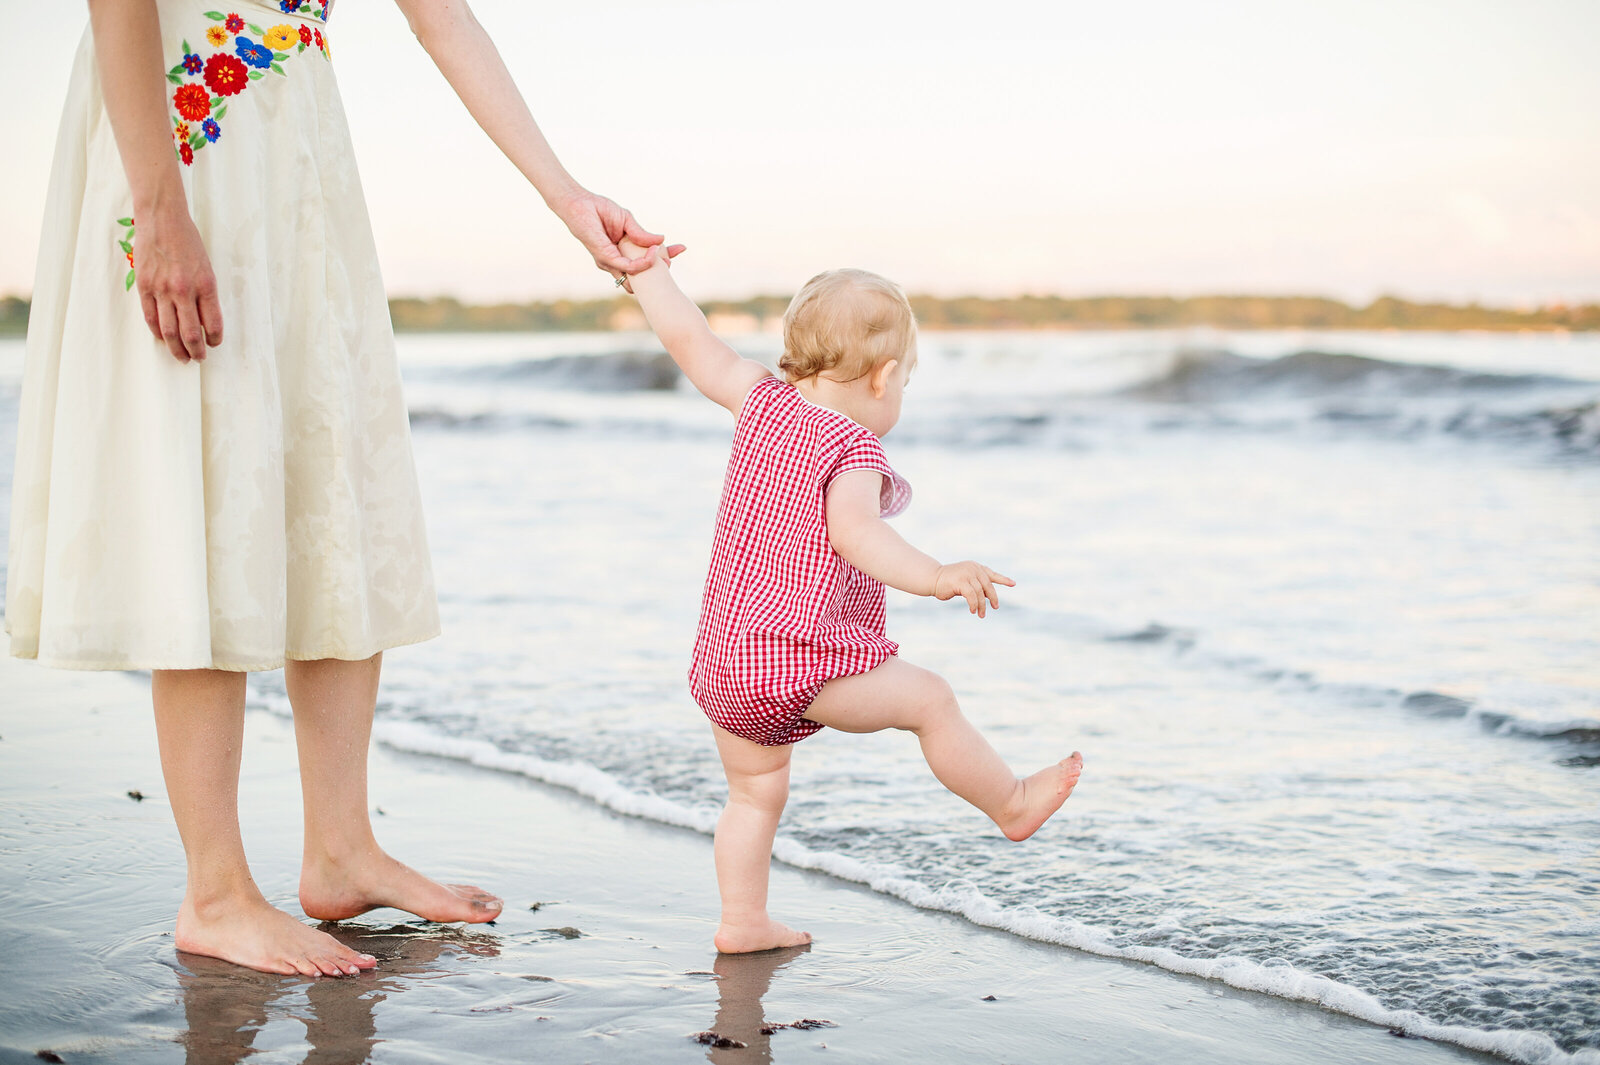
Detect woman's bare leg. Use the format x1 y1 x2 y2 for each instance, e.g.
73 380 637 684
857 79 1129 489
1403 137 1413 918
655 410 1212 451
804 658 1082 841
288 654 502 924
153 669 375 976
711 724 811 953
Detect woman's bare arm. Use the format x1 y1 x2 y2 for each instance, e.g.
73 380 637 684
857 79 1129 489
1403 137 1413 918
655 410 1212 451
393 0 681 275
88 0 222 362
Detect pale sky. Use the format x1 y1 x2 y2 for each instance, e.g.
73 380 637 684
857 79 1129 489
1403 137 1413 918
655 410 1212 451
2 1 1597 304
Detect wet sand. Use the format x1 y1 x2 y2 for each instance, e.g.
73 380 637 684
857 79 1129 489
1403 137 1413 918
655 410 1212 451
0 655 1498 1065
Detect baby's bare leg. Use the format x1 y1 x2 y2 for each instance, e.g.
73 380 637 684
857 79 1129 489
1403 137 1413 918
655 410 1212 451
710 724 812 953
804 658 1082 841
152 669 375 977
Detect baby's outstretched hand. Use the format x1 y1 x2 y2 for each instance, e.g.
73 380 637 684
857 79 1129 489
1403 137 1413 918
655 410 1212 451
933 561 1015 618
615 238 671 293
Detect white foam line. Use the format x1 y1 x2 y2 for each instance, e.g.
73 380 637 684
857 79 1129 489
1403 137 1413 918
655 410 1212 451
366 717 1599 1065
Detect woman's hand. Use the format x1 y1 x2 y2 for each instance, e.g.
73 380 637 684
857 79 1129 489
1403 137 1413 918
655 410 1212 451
556 189 686 276
135 206 224 364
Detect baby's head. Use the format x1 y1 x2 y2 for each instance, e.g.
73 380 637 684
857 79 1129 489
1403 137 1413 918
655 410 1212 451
779 269 918 387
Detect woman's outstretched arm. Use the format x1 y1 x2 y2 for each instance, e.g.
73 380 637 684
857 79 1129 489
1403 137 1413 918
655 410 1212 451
393 0 682 275
88 0 223 362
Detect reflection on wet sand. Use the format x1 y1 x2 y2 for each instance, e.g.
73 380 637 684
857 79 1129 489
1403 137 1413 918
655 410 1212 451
702 945 812 1065
176 921 500 1065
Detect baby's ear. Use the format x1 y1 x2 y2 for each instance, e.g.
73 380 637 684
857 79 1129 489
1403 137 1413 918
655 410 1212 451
871 358 900 398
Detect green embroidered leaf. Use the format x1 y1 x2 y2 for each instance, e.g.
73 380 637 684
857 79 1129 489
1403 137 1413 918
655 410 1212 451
248 22 264 34
166 73 183 84
169 64 185 76
248 70 264 80
274 51 289 60
271 62 285 75
297 42 306 53
119 240 132 254
116 217 133 227
190 134 205 149
182 38 192 53
214 105 228 119
126 270 136 291
204 10 224 19
211 97 223 107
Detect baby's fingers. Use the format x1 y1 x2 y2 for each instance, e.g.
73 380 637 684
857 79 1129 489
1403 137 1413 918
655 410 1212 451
987 568 1017 588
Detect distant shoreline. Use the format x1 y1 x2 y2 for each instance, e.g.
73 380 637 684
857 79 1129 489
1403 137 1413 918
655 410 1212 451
0 293 1595 336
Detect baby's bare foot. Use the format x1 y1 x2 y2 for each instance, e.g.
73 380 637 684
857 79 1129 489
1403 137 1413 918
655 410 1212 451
176 894 376 977
714 919 812 954
300 849 502 924
997 752 1083 841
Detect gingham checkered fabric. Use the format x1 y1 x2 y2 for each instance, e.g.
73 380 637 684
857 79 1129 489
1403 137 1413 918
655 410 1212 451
689 376 913 746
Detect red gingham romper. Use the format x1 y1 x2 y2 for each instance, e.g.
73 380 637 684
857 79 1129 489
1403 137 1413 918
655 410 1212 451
689 376 913 746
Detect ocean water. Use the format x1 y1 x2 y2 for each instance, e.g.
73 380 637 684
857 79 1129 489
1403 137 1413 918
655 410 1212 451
1 328 1597 1064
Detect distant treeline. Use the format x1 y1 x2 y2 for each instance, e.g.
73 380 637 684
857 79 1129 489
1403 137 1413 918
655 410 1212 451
0 292 1595 336
0 296 26 335
384 294 1600 333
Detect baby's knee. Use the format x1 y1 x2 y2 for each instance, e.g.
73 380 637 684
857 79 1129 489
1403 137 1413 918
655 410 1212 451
728 770 790 815
901 673 961 730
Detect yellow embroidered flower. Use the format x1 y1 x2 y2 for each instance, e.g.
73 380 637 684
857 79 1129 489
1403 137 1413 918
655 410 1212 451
263 24 297 50
205 25 228 46
174 122 192 141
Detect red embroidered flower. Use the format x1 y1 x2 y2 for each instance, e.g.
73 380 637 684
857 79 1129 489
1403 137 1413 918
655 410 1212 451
173 83 210 121
203 52 249 97
179 142 195 166
224 13 245 33
174 122 192 142
314 28 324 48
299 24 312 45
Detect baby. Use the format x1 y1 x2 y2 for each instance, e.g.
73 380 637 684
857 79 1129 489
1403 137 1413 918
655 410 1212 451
620 242 1083 953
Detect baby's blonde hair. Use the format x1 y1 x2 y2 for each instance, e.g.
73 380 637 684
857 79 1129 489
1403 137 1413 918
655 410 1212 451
779 269 917 383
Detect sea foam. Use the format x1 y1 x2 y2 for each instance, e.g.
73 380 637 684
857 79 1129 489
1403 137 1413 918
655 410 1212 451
358 715 1600 1065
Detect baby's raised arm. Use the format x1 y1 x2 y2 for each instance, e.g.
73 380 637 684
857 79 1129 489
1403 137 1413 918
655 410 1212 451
619 239 771 415
826 470 1016 617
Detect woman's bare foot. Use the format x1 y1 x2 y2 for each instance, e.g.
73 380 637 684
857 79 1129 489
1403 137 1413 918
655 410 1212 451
714 919 812 954
996 752 1084 842
299 848 502 924
176 893 377 977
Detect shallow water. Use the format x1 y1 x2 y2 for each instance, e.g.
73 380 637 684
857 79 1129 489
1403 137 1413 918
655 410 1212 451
2 328 1597 1063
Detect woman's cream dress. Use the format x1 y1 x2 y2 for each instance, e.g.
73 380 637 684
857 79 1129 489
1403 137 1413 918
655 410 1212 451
5 0 439 670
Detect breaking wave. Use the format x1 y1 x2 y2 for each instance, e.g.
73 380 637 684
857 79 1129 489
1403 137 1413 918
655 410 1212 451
403 346 1600 457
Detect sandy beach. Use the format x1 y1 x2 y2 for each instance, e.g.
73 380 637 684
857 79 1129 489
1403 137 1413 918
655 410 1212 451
0 654 1502 1065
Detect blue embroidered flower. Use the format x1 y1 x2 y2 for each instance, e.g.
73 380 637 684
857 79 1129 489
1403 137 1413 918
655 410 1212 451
280 0 302 10
201 118 222 143
182 52 203 75
235 36 273 69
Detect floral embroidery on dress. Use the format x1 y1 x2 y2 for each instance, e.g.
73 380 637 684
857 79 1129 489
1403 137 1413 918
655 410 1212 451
118 217 136 291
123 7 333 287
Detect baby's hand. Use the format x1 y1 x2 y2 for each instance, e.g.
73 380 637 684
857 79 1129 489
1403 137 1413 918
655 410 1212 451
616 238 670 292
933 561 1016 618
